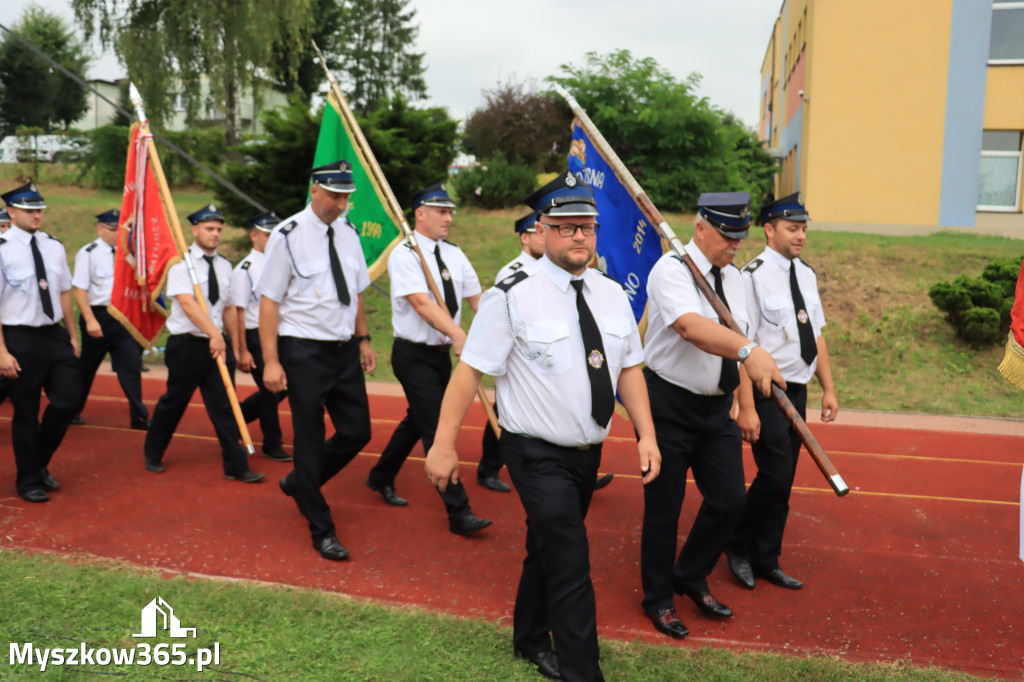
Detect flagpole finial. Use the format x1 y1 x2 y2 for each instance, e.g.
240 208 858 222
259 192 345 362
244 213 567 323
129 82 147 123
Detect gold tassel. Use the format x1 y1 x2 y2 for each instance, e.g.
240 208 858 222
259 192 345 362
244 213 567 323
997 332 1024 392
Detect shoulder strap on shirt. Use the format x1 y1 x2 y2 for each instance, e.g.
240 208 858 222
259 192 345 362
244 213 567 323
495 270 529 292
279 220 298 237
798 257 814 272
597 268 625 290
240 260 251 271
442 238 459 248
46 233 63 244
85 242 98 253
743 258 764 274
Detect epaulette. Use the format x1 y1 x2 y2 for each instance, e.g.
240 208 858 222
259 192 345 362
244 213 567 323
797 257 814 273
0 238 6 245
344 218 358 233
216 253 231 263
743 258 764 274
597 269 626 290
442 239 459 248
495 270 529 292
279 220 298 236
240 260 251 270
46 234 63 244
85 242 98 253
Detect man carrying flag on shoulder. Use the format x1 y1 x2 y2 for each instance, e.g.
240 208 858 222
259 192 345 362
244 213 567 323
996 256 1024 563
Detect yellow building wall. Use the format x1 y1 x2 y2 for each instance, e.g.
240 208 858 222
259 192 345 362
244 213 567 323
803 0 953 225
983 66 1024 130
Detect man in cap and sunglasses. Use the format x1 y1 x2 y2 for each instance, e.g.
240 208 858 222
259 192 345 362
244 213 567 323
0 182 80 503
71 209 150 430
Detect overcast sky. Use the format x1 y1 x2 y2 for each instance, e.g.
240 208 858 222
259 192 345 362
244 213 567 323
4 0 781 128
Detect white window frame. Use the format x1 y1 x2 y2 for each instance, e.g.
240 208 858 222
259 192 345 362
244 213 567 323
988 2 1024 65
978 150 1023 212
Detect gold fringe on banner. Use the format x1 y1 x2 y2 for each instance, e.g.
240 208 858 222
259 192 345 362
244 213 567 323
997 332 1024 392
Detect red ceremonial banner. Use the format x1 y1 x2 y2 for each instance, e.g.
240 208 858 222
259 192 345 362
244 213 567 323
108 123 180 348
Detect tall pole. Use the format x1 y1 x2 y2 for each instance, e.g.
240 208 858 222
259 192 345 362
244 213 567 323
312 41 501 437
555 84 848 497
130 84 256 455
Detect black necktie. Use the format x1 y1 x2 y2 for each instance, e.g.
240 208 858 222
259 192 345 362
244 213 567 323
790 261 818 365
111 245 116 255
202 255 219 305
434 245 458 317
31 235 54 320
711 266 739 394
571 279 615 428
326 225 351 306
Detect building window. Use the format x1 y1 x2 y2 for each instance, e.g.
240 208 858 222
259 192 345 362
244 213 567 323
978 130 1023 211
172 93 186 111
989 2 1024 63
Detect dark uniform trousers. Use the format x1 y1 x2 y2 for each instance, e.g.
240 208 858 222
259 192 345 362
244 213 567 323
143 334 248 476
479 401 503 478
640 368 746 612
278 336 371 542
0 324 80 494
239 328 285 452
729 382 807 570
76 306 148 421
501 431 603 682
368 338 470 519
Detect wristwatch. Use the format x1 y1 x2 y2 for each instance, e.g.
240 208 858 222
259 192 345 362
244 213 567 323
354 335 371 343
737 341 759 363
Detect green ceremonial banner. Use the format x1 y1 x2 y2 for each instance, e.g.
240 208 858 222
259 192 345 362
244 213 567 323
312 92 403 281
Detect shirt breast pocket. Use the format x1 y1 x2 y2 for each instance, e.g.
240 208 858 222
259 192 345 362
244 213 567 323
762 294 793 327
93 266 114 284
294 258 330 299
598 315 632 362
524 320 573 374
4 266 36 293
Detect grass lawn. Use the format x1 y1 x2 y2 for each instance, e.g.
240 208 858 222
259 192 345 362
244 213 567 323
0 550 986 681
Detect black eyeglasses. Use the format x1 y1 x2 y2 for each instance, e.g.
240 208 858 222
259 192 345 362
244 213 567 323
539 222 600 237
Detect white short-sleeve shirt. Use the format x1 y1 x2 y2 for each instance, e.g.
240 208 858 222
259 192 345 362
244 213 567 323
495 250 538 284
72 238 116 306
256 204 369 341
743 246 826 384
643 241 750 395
165 243 234 337
461 256 644 447
389 232 481 345
230 249 265 330
0 225 72 326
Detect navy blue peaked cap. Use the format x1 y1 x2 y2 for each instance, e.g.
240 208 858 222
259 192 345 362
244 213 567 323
310 160 356 193
523 171 597 217
0 207 9 223
246 211 281 232
697 192 751 239
514 211 538 234
412 181 455 209
187 203 225 225
1 182 46 209
758 192 810 225
95 209 120 226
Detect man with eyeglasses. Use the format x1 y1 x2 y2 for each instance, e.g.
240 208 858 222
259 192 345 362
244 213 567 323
0 182 80 503
258 160 376 561
366 181 492 536
426 172 661 681
639 192 784 641
71 209 150 431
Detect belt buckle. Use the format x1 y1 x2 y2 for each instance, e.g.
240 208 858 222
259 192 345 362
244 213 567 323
576 444 592 451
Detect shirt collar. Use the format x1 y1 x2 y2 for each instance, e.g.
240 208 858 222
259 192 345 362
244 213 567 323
538 255 594 293
684 239 713 276
763 245 793 270
414 230 440 252
190 242 216 260
7 225 35 245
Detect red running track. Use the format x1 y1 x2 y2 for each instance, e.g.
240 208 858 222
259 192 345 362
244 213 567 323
0 372 1022 679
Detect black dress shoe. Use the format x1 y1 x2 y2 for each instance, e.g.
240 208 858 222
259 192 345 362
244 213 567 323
40 468 59 492
365 479 408 506
18 488 49 503
449 512 492 535
593 472 614 490
682 588 733 618
646 608 689 639
477 475 511 492
756 566 803 590
140 364 150 372
727 553 755 589
314 536 350 560
279 476 295 497
262 446 293 462
514 648 562 680
130 417 151 431
225 470 265 483
144 459 165 473
70 414 84 426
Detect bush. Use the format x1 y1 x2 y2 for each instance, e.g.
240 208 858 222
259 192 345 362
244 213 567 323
929 255 1022 346
79 125 131 190
450 153 537 209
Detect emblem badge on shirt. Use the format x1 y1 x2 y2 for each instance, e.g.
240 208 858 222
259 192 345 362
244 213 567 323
441 269 451 281
588 349 604 369
797 309 809 324
39 279 48 290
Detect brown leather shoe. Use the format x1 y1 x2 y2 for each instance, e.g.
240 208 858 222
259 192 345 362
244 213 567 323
647 608 689 639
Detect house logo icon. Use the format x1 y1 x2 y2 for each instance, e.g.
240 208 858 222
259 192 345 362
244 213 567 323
133 597 197 638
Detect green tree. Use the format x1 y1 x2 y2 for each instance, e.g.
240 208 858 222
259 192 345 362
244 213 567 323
73 0 310 148
462 77 573 172
336 0 427 116
268 0 345 102
548 50 776 212
0 6 91 135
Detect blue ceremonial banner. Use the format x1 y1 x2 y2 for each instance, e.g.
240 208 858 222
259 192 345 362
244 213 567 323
568 121 662 322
